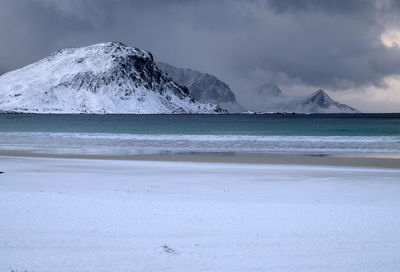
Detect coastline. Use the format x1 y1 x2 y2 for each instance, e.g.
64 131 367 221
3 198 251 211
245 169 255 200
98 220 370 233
1 149 399 169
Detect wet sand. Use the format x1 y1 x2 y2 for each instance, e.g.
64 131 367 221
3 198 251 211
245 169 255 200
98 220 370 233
0 149 399 169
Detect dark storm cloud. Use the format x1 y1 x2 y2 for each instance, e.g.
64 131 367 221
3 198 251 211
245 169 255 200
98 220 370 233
226 0 400 89
0 0 95 73
1 0 400 91
267 0 374 14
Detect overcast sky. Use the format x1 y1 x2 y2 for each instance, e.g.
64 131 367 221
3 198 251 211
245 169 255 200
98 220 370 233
1 0 400 112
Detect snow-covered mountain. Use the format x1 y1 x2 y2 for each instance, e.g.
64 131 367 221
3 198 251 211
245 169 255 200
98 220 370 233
240 82 359 113
297 89 358 113
0 42 225 114
157 62 245 113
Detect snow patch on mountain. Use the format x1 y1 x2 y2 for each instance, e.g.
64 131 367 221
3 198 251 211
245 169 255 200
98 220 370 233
0 42 224 114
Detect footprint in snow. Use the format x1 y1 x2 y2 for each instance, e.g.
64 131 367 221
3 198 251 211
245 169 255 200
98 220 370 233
161 244 179 255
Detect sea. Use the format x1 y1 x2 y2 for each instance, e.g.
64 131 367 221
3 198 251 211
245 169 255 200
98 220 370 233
0 113 399 156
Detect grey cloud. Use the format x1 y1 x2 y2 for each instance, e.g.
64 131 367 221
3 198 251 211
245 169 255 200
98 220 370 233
1 0 400 96
224 0 400 89
0 0 95 72
266 0 374 14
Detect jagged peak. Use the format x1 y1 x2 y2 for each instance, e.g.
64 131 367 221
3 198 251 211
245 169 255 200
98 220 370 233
254 81 283 96
302 89 359 112
311 89 328 97
301 89 342 111
305 89 332 101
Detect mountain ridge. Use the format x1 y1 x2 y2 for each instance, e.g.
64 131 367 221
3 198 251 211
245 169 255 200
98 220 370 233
157 62 245 113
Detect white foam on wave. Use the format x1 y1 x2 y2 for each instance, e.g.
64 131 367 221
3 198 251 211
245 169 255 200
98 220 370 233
2 132 399 142
0 132 399 155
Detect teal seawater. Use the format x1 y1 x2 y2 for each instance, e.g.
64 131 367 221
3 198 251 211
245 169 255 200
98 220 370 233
0 113 400 136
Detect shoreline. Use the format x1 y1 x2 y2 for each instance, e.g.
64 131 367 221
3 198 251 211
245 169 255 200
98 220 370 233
1 149 399 169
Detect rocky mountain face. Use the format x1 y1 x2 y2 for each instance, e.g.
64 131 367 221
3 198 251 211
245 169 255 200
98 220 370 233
240 82 359 113
157 62 245 113
0 42 224 114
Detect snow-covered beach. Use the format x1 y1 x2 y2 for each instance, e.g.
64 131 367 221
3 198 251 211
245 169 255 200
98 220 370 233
1 155 400 272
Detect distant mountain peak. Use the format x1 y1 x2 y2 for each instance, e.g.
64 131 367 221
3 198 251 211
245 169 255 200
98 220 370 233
313 89 327 96
311 89 329 97
303 89 335 107
254 81 283 97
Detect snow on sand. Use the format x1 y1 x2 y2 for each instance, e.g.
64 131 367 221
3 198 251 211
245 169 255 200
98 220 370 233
1 156 400 271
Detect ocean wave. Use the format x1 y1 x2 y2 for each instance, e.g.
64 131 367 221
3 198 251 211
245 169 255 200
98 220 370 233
0 132 399 155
